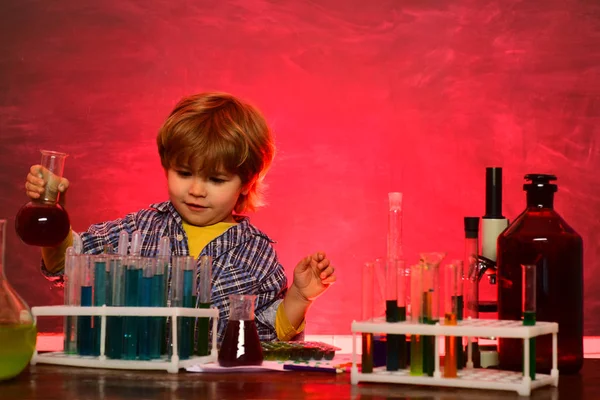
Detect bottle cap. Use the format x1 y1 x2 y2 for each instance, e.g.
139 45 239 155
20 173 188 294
523 174 557 192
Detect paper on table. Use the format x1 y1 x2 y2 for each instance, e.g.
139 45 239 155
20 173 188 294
186 354 353 373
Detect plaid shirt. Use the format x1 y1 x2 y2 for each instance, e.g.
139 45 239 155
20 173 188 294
42 200 288 344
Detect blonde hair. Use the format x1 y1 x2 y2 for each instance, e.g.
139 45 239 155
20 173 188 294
157 92 275 213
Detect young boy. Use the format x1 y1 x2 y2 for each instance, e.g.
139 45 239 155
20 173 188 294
24 92 336 344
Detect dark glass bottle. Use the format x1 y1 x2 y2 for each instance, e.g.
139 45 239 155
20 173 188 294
497 174 583 374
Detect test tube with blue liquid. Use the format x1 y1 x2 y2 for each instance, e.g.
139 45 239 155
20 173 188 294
138 257 156 360
522 264 536 380
195 255 212 356
169 255 193 359
123 255 142 359
157 237 170 357
77 254 95 356
182 256 195 359
93 254 110 356
107 254 126 359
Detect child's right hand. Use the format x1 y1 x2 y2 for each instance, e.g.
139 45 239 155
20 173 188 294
25 164 70 204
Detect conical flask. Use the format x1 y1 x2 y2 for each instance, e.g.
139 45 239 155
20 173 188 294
0 219 38 380
15 150 70 247
218 295 263 367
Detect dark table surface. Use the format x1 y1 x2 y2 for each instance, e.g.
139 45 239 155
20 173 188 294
2 359 598 400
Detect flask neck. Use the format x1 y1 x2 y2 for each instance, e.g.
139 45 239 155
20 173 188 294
0 220 5 280
526 191 554 209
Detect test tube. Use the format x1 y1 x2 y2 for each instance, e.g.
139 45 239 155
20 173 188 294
522 264 536 380
420 252 443 377
157 236 170 356
444 261 463 378
180 256 195 359
77 255 94 356
170 256 192 359
361 261 374 373
139 257 157 360
93 254 109 356
409 263 423 376
384 257 399 371
123 255 142 359
396 259 407 369
195 255 212 356
106 255 126 359
63 247 78 354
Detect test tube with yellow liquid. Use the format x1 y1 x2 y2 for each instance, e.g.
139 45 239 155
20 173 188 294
420 252 444 377
409 263 423 376
444 260 463 378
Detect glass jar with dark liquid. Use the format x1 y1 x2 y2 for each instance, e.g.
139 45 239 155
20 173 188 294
218 294 263 367
497 174 583 374
15 150 70 247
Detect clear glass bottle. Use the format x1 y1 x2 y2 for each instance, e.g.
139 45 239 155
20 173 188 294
218 295 263 367
497 174 583 374
0 219 38 380
15 150 70 247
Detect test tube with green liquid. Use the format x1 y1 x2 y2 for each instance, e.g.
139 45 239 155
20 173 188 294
123 255 142 359
63 247 79 354
409 263 423 376
420 252 443 377
522 264 536 380
169 256 191 359
361 261 374 373
107 255 126 359
150 253 168 359
444 260 463 378
180 256 195 359
195 255 212 356
77 255 94 356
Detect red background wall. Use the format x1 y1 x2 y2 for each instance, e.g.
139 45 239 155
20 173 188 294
1 0 599 335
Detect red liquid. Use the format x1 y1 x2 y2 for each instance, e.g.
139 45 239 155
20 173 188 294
218 320 263 367
15 202 70 247
497 209 583 374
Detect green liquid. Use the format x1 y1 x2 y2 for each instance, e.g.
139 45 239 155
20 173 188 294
0 324 37 381
196 302 211 356
398 306 407 369
523 311 536 380
410 334 423 376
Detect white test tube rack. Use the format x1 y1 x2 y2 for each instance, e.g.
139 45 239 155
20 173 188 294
30 305 219 373
351 318 559 397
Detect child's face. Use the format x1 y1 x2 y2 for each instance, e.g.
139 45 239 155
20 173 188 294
167 167 247 226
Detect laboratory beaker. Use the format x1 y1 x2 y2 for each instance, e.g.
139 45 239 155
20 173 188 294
0 219 37 380
218 294 263 367
15 150 70 247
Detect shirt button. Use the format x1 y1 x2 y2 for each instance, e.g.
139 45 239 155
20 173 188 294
176 234 183 242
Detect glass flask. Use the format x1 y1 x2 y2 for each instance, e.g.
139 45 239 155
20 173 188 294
218 294 263 367
15 150 70 247
497 174 583 374
0 219 38 380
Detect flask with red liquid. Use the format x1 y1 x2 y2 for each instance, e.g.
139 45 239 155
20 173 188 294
218 294 263 367
497 174 583 374
15 150 70 247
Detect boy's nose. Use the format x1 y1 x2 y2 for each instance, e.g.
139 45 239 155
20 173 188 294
189 179 207 197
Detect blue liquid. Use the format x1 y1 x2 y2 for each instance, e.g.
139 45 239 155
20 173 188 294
123 267 141 359
93 261 107 356
106 317 124 359
77 286 94 356
178 270 194 360
150 274 166 359
138 276 153 360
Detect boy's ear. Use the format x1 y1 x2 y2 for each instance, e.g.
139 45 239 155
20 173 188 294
241 181 253 196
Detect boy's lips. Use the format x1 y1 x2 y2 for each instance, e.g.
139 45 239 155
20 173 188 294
185 203 208 211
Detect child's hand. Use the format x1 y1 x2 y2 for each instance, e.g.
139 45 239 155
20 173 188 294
292 251 336 302
25 164 70 206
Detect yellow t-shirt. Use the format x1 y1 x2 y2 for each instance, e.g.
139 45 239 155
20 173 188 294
182 220 304 340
